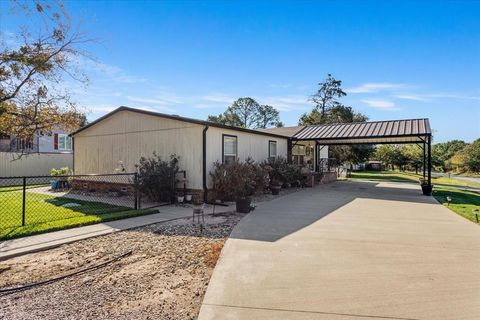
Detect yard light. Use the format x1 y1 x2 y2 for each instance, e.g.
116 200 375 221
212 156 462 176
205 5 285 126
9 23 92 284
446 196 452 206
473 208 479 224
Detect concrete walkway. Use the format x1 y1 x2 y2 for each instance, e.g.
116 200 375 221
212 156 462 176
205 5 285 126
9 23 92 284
199 181 480 320
0 203 234 260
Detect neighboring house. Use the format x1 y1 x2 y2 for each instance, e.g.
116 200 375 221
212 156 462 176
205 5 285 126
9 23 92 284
0 130 73 154
73 107 329 200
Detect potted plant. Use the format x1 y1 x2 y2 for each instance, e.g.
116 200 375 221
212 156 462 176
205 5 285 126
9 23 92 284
270 179 282 195
419 178 433 196
210 160 257 213
50 167 72 190
177 193 185 203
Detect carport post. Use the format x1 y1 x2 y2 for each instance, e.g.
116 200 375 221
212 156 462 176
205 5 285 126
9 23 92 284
427 136 432 185
423 141 426 179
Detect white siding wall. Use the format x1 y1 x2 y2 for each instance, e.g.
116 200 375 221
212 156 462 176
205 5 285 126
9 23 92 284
205 126 288 188
0 152 73 177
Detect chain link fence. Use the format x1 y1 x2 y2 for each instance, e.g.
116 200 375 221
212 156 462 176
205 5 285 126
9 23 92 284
0 172 178 240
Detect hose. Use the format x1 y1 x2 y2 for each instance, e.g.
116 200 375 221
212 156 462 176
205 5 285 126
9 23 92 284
0 250 132 295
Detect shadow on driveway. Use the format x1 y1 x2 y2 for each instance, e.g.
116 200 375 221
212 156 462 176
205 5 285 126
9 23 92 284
231 180 436 242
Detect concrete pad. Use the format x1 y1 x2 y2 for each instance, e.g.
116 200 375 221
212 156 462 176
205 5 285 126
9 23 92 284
199 181 480 320
0 203 234 260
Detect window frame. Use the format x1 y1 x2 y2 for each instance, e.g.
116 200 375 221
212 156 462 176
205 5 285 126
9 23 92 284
58 134 72 151
292 144 306 156
222 134 238 164
268 140 277 159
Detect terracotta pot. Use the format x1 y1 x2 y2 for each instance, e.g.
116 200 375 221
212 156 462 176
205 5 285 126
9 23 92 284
236 197 252 213
270 185 281 195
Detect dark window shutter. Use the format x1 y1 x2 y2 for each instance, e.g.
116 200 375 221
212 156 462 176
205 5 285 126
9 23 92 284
54 133 58 150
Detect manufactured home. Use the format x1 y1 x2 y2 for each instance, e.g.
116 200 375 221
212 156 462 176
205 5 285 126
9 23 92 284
72 107 434 199
72 106 328 200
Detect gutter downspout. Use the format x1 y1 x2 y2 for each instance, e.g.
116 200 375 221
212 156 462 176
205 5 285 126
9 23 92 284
202 125 209 203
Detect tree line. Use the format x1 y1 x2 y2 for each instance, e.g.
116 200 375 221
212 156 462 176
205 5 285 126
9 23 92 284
374 140 480 174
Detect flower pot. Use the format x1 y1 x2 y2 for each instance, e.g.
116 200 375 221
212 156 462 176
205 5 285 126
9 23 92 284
236 197 252 213
270 185 281 195
177 196 185 203
185 194 192 202
421 184 433 196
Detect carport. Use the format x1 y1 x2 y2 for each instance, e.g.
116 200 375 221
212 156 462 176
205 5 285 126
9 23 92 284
288 118 433 187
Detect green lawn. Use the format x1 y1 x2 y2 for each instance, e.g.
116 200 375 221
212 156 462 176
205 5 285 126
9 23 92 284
432 187 480 223
0 190 157 240
350 171 480 189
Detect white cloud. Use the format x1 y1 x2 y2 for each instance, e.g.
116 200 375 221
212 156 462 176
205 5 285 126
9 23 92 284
393 92 480 102
361 99 399 110
347 83 406 93
259 95 310 112
393 94 430 102
77 58 148 84
423 93 480 101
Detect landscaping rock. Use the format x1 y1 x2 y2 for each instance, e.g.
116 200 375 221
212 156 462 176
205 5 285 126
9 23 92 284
0 212 246 320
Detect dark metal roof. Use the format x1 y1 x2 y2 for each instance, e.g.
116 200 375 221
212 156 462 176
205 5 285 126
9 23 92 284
71 106 289 139
293 119 431 143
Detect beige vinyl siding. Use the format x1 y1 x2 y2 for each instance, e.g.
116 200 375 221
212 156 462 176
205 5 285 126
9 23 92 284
0 152 72 179
74 110 205 189
73 109 289 191
205 126 288 188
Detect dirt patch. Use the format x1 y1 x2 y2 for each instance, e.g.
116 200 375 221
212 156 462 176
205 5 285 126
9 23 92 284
0 212 245 320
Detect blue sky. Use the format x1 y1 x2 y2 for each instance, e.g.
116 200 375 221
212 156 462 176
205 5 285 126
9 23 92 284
2 0 479 142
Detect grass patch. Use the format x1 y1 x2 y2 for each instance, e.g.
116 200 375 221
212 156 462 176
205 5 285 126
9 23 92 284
0 184 49 193
0 190 158 240
433 186 480 223
350 171 419 184
349 171 480 189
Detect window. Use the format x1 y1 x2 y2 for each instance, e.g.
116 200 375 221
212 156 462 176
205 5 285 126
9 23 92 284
223 135 237 164
292 144 306 165
58 134 72 150
292 144 306 156
268 140 277 159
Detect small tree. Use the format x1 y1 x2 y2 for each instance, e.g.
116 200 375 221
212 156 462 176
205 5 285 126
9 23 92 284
310 74 346 118
0 1 90 152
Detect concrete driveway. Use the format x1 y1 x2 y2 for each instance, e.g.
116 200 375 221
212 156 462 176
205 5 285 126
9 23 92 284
198 181 480 320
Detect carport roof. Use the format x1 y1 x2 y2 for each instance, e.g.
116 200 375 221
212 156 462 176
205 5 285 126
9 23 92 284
293 118 431 144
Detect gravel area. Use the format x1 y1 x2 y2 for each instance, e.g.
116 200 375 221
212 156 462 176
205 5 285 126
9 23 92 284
0 211 245 320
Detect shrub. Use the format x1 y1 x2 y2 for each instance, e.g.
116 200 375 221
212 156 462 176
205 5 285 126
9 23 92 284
262 157 302 187
246 158 270 194
50 167 71 176
137 153 180 202
210 159 266 201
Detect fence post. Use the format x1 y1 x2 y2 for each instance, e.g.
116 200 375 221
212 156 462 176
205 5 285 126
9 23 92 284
22 176 26 226
134 172 138 210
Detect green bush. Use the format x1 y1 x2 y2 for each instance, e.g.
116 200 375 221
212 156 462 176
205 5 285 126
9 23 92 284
210 159 267 201
50 167 72 176
137 153 180 202
262 157 302 187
